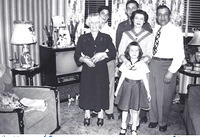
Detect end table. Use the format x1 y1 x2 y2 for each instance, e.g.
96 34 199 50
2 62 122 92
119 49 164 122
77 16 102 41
11 65 40 86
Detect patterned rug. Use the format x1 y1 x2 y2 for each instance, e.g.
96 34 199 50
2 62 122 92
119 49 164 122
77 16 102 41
54 100 186 135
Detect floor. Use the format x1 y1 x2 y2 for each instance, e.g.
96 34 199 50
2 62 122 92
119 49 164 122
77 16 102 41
54 99 186 135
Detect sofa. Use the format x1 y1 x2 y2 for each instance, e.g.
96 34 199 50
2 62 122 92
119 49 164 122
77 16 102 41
0 86 60 134
183 84 200 135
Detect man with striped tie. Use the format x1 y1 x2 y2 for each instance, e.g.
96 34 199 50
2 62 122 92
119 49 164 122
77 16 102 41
148 5 185 132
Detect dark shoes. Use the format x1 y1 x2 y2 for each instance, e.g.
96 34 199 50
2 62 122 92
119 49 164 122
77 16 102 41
97 118 104 126
83 118 90 126
159 125 167 132
140 116 148 123
119 127 127 135
105 113 114 120
130 129 137 135
148 122 158 128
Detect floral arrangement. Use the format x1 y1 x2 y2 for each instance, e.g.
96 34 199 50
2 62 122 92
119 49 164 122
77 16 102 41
68 19 79 44
43 25 54 47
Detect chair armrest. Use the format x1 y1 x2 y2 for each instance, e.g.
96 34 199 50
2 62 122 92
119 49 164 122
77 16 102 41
12 86 60 131
187 84 200 134
187 84 200 93
0 108 24 134
12 86 57 100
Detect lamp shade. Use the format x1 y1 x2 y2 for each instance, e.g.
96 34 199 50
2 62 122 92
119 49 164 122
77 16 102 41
188 30 200 46
11 21 37 45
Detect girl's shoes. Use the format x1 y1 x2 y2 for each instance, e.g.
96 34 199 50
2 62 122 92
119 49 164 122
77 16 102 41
97 118 104 126
131 129 137 135
83 118 90 126
119 127 127 135
128 123 140 130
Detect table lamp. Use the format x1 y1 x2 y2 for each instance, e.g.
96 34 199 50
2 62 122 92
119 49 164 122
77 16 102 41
11 20 37 68
188 29 200 72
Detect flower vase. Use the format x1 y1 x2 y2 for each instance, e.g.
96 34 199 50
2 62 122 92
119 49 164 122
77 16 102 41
46 36 54 47
70 34 75 44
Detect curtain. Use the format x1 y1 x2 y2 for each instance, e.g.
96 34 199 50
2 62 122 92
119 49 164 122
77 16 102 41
112 0 184 31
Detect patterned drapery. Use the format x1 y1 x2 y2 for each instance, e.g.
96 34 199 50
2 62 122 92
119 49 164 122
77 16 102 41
112 0 184 31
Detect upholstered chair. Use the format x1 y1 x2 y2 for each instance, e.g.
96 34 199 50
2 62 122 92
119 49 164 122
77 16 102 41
0 86 60 134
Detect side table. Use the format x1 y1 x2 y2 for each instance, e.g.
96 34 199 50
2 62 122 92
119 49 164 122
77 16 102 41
178 65 200 104
179 65 200 84
11 65 40 86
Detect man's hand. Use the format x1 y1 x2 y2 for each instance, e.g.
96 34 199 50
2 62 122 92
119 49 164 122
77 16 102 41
120 55 132 68
91 52 108 63
164 71 174 84
123 59 132 68
147 92 151 102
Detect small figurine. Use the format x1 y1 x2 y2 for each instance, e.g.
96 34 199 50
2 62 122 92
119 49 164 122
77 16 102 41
21 46 33 68
56 28 71 48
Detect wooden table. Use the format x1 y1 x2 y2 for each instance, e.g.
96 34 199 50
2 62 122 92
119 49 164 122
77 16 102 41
179 65 200 84
11 65 40 86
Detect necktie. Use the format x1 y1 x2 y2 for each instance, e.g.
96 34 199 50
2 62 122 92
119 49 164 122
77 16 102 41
153 27 162 55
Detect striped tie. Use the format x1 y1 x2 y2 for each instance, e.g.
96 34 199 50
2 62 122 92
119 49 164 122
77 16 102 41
153 27 162 55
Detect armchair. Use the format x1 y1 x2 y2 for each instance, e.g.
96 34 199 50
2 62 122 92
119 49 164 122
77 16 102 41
183 84 200 135
0 86 60 134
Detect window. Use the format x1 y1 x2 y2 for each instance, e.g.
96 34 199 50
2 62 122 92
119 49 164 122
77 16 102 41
183 0 200 33
84 0 112 27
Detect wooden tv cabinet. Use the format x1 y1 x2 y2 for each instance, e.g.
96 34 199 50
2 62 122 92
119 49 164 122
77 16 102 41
39 45 81 87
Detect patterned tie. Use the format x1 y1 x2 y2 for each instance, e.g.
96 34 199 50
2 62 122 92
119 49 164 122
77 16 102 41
153 27 162 55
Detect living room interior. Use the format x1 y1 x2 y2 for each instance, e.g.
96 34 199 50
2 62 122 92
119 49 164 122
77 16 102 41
0 0 200 135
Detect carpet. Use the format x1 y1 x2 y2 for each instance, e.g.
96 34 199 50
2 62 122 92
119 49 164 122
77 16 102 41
54 100 186 135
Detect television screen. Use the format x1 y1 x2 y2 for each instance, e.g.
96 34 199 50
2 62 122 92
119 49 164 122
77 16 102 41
56 50 82 75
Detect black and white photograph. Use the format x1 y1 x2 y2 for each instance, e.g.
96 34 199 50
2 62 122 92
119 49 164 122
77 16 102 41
0 0 200 136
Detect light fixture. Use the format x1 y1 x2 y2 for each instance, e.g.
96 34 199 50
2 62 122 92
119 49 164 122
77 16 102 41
188 29 200 47
11 20 37 68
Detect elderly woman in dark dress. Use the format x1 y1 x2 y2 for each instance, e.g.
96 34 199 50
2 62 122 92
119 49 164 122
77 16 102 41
74 13 116 127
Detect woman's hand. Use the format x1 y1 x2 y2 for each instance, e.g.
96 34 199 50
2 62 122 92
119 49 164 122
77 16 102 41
80 56 95 67
91 52 108 63
84 57 95 67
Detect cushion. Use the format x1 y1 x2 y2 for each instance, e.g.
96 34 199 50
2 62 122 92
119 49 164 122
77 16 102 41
0 92 23 111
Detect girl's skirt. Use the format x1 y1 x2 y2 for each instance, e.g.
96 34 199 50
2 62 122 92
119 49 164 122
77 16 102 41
115 78 150 111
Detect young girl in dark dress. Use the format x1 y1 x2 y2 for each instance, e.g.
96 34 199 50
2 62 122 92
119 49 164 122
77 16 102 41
115 41 151 135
